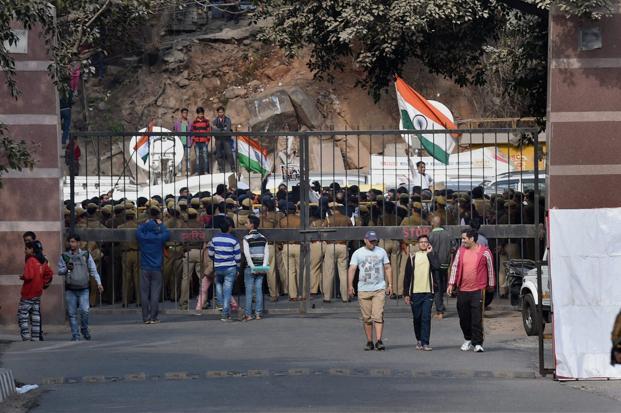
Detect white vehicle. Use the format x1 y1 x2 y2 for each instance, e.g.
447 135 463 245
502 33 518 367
520 262 551 336
483 171 547 195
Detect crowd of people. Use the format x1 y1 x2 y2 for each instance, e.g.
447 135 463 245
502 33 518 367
19 159 542 350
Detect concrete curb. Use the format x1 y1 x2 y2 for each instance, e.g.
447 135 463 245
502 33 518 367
0 368 16 402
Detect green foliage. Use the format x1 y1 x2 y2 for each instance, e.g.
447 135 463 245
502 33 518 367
0 0 163 182
257 0 614 117
0 127 35 187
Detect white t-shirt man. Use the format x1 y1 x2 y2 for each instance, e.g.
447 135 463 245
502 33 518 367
412 170 433 190
350 246 390 292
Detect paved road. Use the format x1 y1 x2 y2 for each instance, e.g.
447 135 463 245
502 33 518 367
1 308 618 412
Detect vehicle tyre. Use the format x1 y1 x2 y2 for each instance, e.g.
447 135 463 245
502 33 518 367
522 293 543 336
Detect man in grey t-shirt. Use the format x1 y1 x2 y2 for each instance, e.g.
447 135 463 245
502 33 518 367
348 231 393 351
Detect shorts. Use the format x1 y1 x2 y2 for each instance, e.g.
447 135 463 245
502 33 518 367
358 289 386 324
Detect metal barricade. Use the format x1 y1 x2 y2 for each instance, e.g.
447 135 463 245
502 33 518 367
64 127 548 372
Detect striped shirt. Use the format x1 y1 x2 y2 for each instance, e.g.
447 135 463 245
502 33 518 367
243 230 269 268
208 233 241 270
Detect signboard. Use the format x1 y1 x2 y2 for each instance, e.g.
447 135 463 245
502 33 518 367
370 147 514 185
129 127 184 172
4 29 28 54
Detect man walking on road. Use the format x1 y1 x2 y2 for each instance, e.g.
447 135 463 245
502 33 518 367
348 231 393 351
447 229 495 353
136 206 170 324
403 235 440 351
428 215 452 319
208 219 241 321
58 234 104 341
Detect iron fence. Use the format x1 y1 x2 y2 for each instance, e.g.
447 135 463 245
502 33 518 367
63 127 548 373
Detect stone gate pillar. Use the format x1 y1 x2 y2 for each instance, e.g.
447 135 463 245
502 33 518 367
547 3 621 209
0 23 64 325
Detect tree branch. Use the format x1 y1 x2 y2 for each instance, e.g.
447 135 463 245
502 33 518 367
85 0 112 28
497 0 549 19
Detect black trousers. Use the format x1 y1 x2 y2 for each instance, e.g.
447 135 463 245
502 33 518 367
433 268 448 313
215 137 235 172
456 289 485 346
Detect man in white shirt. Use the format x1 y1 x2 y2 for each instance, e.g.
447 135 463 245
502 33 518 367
348 231 393 351
411 160 433 191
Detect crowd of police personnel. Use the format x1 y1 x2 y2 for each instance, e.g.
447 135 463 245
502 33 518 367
64 179 544 309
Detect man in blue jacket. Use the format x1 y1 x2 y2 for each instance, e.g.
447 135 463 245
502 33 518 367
136 206 170 324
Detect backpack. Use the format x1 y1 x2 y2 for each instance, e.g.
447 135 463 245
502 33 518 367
62 251 91 289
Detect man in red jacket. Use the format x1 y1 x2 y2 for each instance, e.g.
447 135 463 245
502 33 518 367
191 107 211 175
447 229 495 353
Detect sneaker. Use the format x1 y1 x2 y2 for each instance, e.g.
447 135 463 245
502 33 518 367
474 345 485 353
144 320 151 324
422 345 433 351
71 336 80 341
375 340 385 351
82 332 91 341
416 341 423 350
220 317 232 322
460 340 473 351
364 341 375 351
151 319 160 324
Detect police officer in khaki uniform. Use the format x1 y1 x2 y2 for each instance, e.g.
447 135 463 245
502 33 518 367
178 198 189 223
118 208 140 307
309 205 325 297
179 208 202 310
260 198 285 301
279 202 302 301
323 202 351 302
163 207 185 301
79 204 105 306
231 198 253 228
376 199 403 299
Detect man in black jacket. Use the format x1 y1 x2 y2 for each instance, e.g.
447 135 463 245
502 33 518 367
403 234 440 351
428 215 453 320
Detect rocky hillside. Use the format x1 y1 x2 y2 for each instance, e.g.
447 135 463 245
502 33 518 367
76 12 481 176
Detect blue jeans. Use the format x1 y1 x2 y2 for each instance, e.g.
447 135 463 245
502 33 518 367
60 108 71 145
215 268 237 317
244 267 265 316
194 142 209 174
411 293 434 345
65 288 90 339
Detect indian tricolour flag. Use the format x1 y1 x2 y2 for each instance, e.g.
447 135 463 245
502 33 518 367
133 132 150 164
396 76 459 165
237 136 272 176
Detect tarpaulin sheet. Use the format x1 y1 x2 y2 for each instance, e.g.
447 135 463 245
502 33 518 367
550 208 621 379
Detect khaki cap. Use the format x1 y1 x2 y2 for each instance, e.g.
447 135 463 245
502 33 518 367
188 208 198 216
241 198 253 208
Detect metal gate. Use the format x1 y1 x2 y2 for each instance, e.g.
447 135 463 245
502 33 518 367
64 127 550 375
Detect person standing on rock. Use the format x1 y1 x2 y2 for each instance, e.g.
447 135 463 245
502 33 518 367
213 106 235 174
191 107 211 175
173 108 193 176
